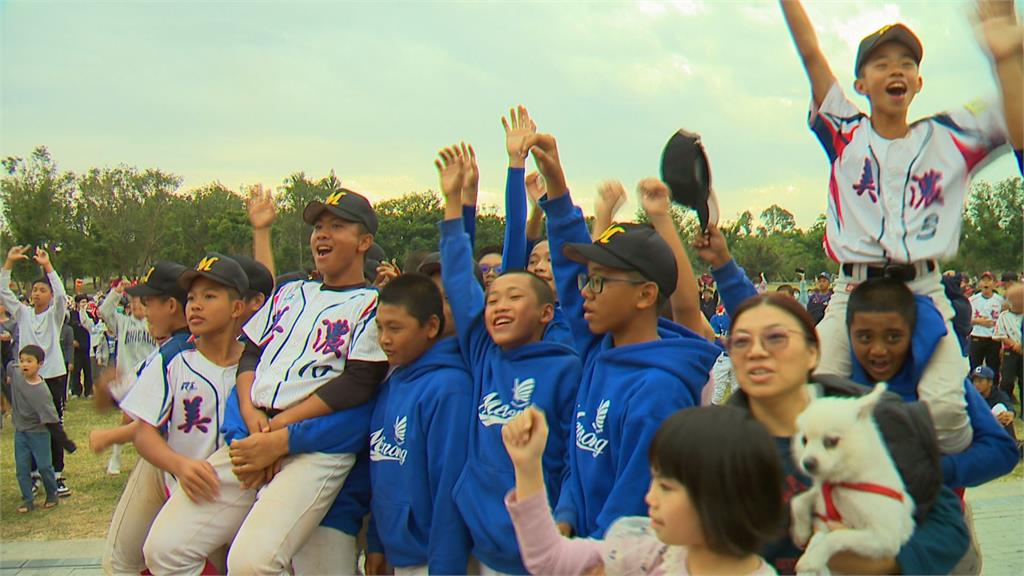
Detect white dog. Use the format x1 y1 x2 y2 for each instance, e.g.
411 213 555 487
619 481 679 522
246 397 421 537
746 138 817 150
790 383 916 574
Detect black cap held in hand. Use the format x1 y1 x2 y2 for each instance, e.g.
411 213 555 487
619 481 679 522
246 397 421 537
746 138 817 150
302 189 379 235
178 253 250 295
126 261 189 300
563 223 678 298
661 129 713 230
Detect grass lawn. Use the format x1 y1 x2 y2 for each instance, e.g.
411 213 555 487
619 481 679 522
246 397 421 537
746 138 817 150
2 396 139 541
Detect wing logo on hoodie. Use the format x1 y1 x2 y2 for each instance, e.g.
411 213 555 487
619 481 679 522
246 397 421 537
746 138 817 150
394 415 408 445
576 398 611 458
478 377 537 427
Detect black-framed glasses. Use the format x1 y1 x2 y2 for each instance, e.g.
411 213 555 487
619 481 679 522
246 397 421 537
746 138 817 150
577 273 647 295
726 328 809 355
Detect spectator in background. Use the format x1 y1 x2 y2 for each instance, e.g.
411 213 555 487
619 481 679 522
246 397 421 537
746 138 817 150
775 284 797 298
995 281 1023 403
971 366 1018 444
970 271 1005 379
68 298 93 399
710 304 730 341
942 272 973 353
805 271 833 325
700 287 718 321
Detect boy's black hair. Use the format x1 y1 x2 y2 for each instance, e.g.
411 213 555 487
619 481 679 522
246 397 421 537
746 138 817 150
19 344 45 363
74 294 91 304
491 270 555 308
31 276 52 291
648 406 784 558
379 273 445 336
475 244 503 261
846 277 917 330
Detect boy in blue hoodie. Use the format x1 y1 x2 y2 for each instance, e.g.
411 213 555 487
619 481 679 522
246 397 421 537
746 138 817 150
436 144 581 574
362 273 473 575
522 133 719 539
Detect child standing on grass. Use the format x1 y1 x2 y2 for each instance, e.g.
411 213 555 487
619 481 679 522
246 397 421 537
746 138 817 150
11 344 60 513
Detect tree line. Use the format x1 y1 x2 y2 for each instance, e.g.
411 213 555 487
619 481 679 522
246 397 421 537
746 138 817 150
1 146 1021 290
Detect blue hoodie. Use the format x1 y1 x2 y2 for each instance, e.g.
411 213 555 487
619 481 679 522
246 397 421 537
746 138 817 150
221 387 376 536
541 191 720 538
850 295 1018 487
440 217 582 574
364 337 474 573
712 260 1018 489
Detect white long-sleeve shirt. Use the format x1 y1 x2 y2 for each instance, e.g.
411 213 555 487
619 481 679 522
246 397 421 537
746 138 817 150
0 268 68 378
98 289 156 381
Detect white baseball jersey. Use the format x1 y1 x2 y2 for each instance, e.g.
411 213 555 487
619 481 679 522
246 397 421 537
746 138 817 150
995 310 1022 346
98 289 157 381
969 293 1005 338
810 82 1009 264
120 344 235 492
0 268 68 378
242 281 385 411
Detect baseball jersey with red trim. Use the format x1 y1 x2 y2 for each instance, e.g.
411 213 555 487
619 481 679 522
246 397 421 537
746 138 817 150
809 82 1009 264
242 280 385 411
120 345 235 492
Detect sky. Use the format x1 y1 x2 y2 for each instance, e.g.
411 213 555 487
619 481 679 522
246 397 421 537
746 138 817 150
2 0 1021 228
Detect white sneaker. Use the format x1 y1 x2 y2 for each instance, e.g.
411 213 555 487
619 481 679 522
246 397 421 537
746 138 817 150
107 444 122 475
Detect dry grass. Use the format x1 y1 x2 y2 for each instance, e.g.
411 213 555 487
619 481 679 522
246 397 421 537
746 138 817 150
1 396 139 541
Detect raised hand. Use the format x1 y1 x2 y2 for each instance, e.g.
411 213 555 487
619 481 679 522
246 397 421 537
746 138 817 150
33 247 53 272
460 142 480 206
246 184 278 230
373 260 401 289
522 134 567 198
4 245 30 269
503 105 537 168
693 222 732 269
596 181 628 218
637 178 671 219
435 144 466 210
973 0 1023 62
525 172 547 206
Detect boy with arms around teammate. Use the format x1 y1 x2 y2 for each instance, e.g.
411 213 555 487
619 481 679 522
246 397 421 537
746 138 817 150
436 144 581 574
779 0 1021 454
363 274 473 575
146 191 387 575
522 134 719 539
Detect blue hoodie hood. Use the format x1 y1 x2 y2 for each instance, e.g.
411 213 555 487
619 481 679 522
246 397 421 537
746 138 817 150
554 317 720 539
851 295 944 401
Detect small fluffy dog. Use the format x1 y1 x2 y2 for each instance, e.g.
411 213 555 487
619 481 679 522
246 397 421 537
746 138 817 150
790 383 916 574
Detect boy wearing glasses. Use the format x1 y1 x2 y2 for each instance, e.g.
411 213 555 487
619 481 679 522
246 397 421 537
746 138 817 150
435 144 581 574
523 132 719 539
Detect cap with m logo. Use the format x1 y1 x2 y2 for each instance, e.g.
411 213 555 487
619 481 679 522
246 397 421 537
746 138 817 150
126 261 189 299
196 256 219 272
562 222 679 298
302 187 378 234
178 252 249 295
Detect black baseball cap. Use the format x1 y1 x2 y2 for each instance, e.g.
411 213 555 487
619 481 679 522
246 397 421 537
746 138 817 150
563 223 678 297
178 253 250 295
127 261 188 300
661 129 717 230
417 252 442 276
230 255 274 299
302 189 378 234
855 24 922 75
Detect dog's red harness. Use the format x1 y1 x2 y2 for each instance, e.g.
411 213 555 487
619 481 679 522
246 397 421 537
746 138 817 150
814 481 905 524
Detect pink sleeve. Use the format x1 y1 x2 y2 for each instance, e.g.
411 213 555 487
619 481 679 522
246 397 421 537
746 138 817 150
506 491 604 575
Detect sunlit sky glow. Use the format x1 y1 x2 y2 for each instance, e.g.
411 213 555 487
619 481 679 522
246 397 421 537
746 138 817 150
2 0 1020 227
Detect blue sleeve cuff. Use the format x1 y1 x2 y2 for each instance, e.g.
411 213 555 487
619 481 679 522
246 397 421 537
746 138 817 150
440 217 466 237
539 190 576 219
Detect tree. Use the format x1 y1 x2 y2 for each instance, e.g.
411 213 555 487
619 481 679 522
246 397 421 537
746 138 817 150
758 204 797 236
950 177 1023 274
0 146 77 286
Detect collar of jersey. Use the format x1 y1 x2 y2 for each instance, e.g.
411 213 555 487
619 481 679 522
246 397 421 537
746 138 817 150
319 280 369 293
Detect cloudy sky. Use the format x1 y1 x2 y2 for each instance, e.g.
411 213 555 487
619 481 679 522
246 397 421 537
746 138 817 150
2 0 1020 227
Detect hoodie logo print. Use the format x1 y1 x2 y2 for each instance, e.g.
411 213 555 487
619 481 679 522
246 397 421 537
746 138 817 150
576 399 611 458
369 419 409 465
478 378 536 426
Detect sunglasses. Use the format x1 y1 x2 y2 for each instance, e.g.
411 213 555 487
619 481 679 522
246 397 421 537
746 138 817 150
479 264 501 275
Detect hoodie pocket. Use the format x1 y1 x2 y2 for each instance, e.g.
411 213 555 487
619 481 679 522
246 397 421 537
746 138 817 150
373 494 426 561
453 460 517 559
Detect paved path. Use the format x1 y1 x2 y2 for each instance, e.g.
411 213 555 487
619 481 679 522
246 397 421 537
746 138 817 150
2 480 1021 575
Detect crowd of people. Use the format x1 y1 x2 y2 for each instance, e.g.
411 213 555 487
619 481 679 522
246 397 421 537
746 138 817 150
2 0 1023 574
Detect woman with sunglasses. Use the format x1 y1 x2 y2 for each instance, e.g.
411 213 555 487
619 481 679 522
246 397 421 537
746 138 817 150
721 291 969 575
